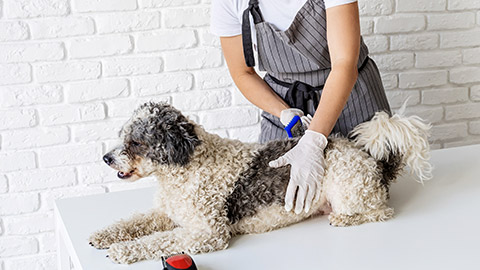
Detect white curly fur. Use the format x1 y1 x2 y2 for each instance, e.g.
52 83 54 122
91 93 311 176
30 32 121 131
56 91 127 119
89 109 432 264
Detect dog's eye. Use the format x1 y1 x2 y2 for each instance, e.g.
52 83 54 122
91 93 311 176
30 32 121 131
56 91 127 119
131 141 141 147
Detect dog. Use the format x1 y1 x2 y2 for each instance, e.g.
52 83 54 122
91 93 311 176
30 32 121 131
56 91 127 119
89 102 432 264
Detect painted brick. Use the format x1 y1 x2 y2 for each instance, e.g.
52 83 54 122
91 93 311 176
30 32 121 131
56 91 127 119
1 126 69 150
41 186 106 210
380 73 398 90
445 103 480 120
375 15 425 34
72 0 137 12
427 12 475 30
164 7 210 28
463 47 480 65
4 254 56 270
370 53 414 71
232 88 251 105
103 57 163 77
385 90 420 108
8 167 76 192
444 138 480 148
415 50 462 68
399 71 448 89
4 0 69 19
404 106 444 124
0 109 37 130
448 0 480 11
422 88 469 104
360 18 373 35
0 42 64 63
471 85 480 101
0 21 29 41
71 120 126 143
0 194 39 215
95 12 160 34
0 84 63 108
363 35 388 53
450 67 480 84
29 17 95 39
199 107 259 129
105 96 171 118
470 121 480 135
0 152 36 172
38 143 102 168
136 30 197 52
195 69 233 90
430 122 468 141
358 0 393 16
396 0 446 12
198 28 221 47
0 64 31 85
172 89 231 111
0 175 8 193
390 33 438 51
38 232 56 252
77 162 119 184
132 73 193 96
164 48 223 71
38 103 105 126
3 212 54 234
35 61 101 83
229 124 261 143
440 30 480 48
140 0 200 8
67 79 130 102
69 36 133 59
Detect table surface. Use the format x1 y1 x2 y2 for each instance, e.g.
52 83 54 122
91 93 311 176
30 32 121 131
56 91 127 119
55 144 480 270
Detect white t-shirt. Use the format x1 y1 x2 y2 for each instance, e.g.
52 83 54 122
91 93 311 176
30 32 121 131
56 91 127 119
210 0 358 37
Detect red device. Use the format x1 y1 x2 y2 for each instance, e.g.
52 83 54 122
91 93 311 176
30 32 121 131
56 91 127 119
161 252 197 270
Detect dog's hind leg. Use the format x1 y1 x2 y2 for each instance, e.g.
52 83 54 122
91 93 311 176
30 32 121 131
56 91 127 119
328 207 394 227
89 209 176 249
107 225 231 264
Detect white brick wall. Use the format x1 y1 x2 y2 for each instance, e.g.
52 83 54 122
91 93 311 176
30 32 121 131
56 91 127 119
0 0 479 268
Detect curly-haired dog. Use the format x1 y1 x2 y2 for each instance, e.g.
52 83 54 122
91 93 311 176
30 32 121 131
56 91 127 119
89 102 432 264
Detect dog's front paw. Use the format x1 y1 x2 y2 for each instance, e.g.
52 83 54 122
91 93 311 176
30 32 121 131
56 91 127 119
89 229 119 249
107 242 143 264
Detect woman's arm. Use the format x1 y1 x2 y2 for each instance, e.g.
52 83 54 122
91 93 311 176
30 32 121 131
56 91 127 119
308 2 361 136
220 35 289 118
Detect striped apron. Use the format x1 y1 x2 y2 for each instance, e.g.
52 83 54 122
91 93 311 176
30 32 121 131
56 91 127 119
242 0 391 143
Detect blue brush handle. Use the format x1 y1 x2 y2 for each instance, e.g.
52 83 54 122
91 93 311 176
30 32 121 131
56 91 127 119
284 115 301 138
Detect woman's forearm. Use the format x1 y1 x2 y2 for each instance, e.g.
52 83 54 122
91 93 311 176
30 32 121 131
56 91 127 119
232 71 289 118
308 62 358 136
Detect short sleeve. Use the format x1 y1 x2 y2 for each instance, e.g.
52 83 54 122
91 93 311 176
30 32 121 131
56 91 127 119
324 0 357 9
210 0 243 37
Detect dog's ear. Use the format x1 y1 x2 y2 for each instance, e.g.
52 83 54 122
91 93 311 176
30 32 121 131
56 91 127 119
141 102 201 166
158 119 201 166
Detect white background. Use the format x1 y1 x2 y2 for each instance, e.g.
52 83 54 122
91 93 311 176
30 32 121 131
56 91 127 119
0 0 479 269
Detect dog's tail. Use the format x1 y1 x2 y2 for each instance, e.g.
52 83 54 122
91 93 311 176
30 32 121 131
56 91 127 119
350 107 433 183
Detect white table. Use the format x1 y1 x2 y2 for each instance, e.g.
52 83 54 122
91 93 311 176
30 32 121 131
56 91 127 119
55 144 480 270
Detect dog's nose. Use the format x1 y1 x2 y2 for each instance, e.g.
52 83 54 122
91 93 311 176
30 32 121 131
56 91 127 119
103 154 114 165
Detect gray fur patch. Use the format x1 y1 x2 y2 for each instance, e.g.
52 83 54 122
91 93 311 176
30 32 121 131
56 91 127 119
378 154 404 196
226 138 299 224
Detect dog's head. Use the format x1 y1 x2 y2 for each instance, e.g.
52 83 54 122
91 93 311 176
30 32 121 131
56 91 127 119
103 102 201 181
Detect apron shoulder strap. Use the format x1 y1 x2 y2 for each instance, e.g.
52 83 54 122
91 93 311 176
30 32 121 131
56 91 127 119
242 0 263 67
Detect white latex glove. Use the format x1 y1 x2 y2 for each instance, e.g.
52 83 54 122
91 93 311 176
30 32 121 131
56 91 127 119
269 130 328 214
279 108 313 129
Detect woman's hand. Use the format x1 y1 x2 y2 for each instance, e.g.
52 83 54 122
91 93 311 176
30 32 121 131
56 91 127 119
269 130 328 214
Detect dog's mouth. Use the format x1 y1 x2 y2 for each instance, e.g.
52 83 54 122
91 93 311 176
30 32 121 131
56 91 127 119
117 169 135 179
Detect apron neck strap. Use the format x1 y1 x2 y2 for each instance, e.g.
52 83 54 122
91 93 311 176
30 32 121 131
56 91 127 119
242 0 264 67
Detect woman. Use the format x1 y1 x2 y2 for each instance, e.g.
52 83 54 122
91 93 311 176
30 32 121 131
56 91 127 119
210 0 391 216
